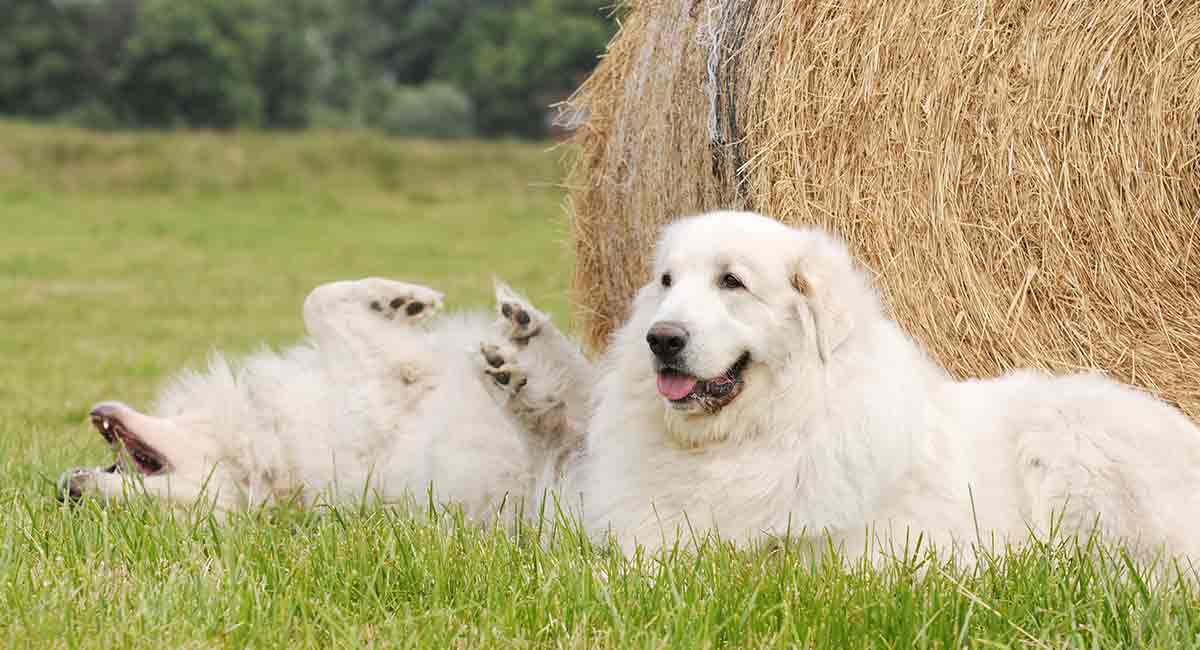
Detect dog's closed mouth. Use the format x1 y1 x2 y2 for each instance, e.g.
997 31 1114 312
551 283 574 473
656 352 750 411
90 410 168 476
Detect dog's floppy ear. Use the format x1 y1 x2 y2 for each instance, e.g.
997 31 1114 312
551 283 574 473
789 237 855 364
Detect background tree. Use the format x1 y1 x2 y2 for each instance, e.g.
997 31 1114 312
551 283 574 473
438 0 613 136
112 0 266 128
0 0 618 137
0 0 95 118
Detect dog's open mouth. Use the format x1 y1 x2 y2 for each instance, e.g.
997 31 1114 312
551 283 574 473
90 409 169 476
656 352 750 412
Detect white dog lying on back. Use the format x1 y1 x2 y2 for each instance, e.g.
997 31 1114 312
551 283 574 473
60 278 591 523
491 210 1200 564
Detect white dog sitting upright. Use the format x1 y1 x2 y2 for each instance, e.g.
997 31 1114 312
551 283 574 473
490 210 1200 563
60 277 588 522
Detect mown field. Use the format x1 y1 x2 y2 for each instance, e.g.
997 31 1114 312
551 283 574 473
1 122 1198 648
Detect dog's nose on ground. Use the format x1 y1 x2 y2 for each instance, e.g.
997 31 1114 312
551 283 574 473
57 469 92 503
646 321 689 362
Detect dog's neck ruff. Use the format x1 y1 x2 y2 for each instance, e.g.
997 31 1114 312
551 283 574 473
661 389 774 449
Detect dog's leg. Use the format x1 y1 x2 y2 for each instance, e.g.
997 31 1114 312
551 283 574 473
490 279 594 430
1013 430 1155 560
478 341 566 434
302 278 444 381
476 339 583 491
476 282 591 489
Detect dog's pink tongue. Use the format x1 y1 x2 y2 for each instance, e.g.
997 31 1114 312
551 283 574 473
657 372 698 400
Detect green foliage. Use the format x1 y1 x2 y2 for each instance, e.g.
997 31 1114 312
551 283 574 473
0 0 96 117
363 81 476 139
0 0 617 136
386 0 478 84
439 0 615 136
113 0 265 128
254 2 327 129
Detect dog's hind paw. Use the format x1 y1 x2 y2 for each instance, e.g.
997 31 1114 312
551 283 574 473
360 279 444 323
493 279 546 345
478 342 528 396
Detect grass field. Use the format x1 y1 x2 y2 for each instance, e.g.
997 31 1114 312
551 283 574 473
2 122 1199 648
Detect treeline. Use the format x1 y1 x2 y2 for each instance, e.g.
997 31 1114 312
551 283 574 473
0 0 616 138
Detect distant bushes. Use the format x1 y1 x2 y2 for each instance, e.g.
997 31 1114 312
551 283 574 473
113 0 265 129
0 0 616 138
363 82 476 139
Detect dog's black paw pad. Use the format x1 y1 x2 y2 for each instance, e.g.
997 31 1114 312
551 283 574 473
481 345 506 369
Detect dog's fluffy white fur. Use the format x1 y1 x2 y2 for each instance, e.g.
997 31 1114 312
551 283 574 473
522 210 1200 564
62 210 1200 568
60 278 587 523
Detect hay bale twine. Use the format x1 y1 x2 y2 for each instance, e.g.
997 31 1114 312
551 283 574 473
565 0 1200 418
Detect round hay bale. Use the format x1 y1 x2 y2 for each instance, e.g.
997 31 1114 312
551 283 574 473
565 0 1200 418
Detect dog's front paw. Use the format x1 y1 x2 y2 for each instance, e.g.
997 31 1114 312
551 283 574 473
361 279 444 323
478 342 528 396
493 279 546 345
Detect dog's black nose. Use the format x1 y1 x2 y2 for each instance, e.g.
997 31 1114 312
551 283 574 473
57 472 84 504
646 321 689 361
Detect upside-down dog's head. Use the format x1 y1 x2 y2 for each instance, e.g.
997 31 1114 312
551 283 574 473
58 356 259 511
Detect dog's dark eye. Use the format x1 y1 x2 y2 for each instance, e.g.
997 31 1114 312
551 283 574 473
661 272 672 288
719 273 744 290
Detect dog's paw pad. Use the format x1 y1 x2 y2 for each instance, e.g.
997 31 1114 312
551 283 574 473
363 279 443 323
480 343 508 369
493 281 545 344
477 343 527 395
488 367 528 392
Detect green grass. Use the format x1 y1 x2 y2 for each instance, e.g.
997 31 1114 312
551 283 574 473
2 122 1199 648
